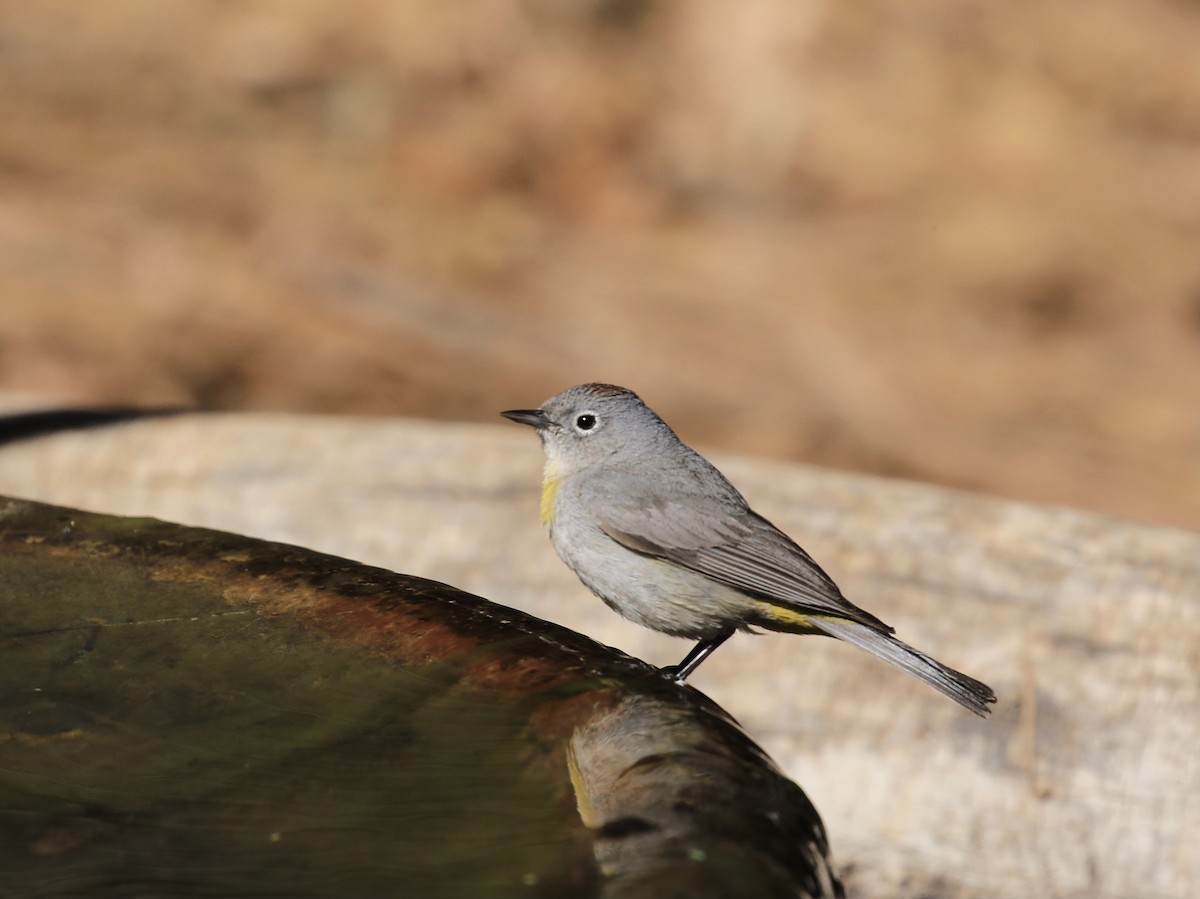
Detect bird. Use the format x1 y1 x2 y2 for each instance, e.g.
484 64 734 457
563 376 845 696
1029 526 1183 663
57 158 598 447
502 383 996 716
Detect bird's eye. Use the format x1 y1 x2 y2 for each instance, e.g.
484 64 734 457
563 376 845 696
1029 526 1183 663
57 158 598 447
574 413 597 432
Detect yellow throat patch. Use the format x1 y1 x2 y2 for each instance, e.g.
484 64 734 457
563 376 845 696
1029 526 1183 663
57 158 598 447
540 461 562 527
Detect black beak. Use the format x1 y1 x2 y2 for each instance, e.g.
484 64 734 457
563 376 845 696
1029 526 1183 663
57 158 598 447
501 408 553 430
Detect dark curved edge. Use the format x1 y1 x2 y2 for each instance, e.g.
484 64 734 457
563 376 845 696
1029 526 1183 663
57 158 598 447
0 407 191 446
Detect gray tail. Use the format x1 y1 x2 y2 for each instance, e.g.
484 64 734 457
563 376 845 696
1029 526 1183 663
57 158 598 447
813 617 996 717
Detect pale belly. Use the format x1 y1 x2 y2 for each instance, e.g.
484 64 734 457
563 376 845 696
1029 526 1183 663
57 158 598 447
549 516 751 640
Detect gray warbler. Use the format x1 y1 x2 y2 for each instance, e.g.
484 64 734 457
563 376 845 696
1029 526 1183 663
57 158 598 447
503 383 996 716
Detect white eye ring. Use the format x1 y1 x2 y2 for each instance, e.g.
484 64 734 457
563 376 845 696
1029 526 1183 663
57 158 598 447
574 412 599 433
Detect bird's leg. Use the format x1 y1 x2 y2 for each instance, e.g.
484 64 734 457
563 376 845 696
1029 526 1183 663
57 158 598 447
661 628 735 684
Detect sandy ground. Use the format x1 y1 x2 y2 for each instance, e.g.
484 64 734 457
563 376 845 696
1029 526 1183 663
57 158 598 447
0 0 1196 527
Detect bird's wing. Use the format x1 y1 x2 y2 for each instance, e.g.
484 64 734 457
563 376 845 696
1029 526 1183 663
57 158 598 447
594 491 892 632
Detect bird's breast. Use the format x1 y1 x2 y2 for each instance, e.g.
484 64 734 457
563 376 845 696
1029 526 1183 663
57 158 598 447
540 459 562 528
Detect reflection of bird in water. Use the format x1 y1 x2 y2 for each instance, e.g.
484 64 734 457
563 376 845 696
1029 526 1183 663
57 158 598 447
567 691 844 898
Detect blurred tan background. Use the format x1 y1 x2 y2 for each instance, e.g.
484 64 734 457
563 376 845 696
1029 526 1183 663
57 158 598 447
0 0 1196 528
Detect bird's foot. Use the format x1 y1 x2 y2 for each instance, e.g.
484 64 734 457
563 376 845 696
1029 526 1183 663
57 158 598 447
661 629 735 684
659 664 689 685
